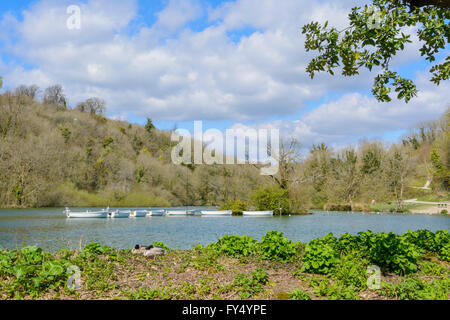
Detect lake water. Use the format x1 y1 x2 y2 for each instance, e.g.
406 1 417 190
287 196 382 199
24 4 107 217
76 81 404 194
0 207 449 252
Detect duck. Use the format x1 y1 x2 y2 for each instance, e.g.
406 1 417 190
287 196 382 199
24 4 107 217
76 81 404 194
132 244 167 258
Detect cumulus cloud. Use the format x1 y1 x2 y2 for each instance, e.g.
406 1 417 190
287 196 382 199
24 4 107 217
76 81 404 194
0 0 381 120
0 0 447 143
229 73 449 148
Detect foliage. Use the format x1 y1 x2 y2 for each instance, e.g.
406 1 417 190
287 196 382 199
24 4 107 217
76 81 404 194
233 268 268 299
145 118 155 134
331 253 369 290
301 243 339 275
288 288 312 300
208 235 257 258
364 232 420 275
308 277 359 300
152 241 170 251
257 231 299 262
219 200 249 214
302 0 449 102
0 246 70 298
251 186 290 214
379 277 450 300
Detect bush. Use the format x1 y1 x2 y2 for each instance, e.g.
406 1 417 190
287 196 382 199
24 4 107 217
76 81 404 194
331 253 368 290
336 233 361 254
233 268 268 299
251 186 290 214
365 232 420 275
219 200 249 214
288 289 312 300
257 231 299 262
379 277 449 300
0 246 70 298
300 243 339 274
208 235 257 258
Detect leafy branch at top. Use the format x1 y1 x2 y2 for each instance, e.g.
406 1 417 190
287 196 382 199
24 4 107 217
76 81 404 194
302 0 449 103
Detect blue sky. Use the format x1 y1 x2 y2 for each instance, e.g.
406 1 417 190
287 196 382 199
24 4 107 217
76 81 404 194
0 0 448 148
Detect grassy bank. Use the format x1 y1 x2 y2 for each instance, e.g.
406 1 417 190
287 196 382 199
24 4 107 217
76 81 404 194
0 230 449 300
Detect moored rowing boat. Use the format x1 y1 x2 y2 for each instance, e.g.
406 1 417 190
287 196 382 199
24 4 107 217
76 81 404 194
109 210 130 218
165 210 187 216
200 210 233 216
65 207 109 218
130 210 147 217
146 210 165 217
242 211 274 217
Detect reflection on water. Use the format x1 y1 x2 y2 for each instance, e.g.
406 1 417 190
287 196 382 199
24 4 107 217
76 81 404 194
0 207 448 252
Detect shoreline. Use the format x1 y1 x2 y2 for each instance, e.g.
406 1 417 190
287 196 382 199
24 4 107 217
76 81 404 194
0 230 448 300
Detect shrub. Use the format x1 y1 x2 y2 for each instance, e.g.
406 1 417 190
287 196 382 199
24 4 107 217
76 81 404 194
257 231 299 262
208 235 257 258
365 232 420 275
379 277 449 300
331 253 368 290
401 230 436 252
301 243 339 274
251 186 290 214
288 289 312 300
233 268 268 299
0 246 70 298
336 233 361 254
219 200 249 214
438 243 450 261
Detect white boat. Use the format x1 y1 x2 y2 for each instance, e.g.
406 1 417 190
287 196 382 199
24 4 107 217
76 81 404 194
65 207 109 218
146 210 165 217
109 210 130 218
130 210 147 218
165 210 187 216
200 210 233 216
242 211 274 217
187 210 197 216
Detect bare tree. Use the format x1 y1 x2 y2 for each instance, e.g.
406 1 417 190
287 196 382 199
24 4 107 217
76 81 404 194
76 97 106 115
15 85 40 100
43 85 67 108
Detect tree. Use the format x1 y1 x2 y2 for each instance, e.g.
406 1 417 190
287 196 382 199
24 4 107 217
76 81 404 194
384 148 413 210
76 97 105 115
15 85 40 100
251 186 290 214
302 0 449 103
145 117 155 134
43 85 67 108
327 149 363 210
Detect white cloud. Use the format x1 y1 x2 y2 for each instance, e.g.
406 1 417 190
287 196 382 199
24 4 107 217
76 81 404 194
0 0 447 144
230 74 449 147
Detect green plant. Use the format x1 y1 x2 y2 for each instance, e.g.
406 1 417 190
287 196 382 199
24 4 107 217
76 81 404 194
257 231 298 262
0 246 71 298
288 289 312 300
365 232 420 275
251 186 290 214
301 243 339 274
331 253 368 290
419 260 447 276
219 200 249 214
233 268 268 299
152 241 170 251
208 235 257 258
379 277 449 300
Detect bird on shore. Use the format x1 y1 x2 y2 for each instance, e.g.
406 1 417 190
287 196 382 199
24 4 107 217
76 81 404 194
132 244 166 258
